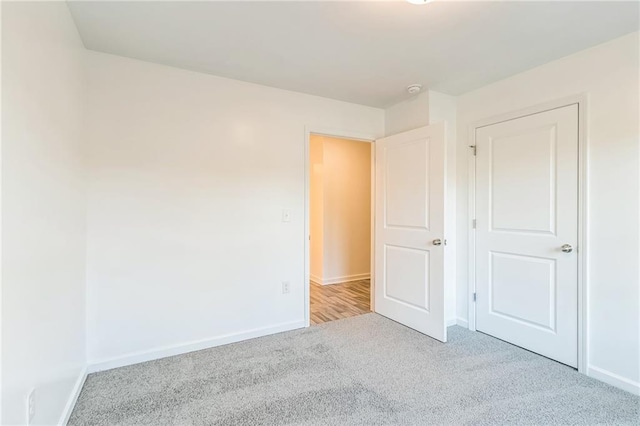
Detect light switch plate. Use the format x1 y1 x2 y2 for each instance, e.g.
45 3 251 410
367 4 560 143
282 209 291 222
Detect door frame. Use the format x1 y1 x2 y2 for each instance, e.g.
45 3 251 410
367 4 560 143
467 94 589 373
304 126 377 327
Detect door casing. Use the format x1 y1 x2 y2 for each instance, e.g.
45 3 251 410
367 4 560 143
467 94 588 374
304 126 377 327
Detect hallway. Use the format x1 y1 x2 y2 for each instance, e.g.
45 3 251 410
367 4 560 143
310 279 370 325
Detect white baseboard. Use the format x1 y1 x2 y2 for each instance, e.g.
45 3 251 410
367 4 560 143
587 365 640 395
59 367 87 426
456 317 469 328
88 320 306 373
446 318 469 328
315 273 370 286
310 274 323 285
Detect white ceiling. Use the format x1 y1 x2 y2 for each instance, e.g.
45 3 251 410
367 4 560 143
68 1 639 108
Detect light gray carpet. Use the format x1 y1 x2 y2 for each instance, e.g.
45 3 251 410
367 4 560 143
69 314 639 425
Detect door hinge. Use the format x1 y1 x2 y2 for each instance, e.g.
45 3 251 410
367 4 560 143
470 145 477 156
473 292 477 302
472 219 476 229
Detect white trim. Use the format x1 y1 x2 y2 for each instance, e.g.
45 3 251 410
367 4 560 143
87 320 305 373
309 274 323 285
304 126 377 328
58 367 87 426
467 125 477 332
446 317 469 328
587 365 640 396
467 94 589 373
576 96 589 376
370 144 376 312
456 317 469 328
312 273 371 286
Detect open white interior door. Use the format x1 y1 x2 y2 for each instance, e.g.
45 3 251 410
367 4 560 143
374 123 447 342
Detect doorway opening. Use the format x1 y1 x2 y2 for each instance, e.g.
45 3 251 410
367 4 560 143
308 133 373 325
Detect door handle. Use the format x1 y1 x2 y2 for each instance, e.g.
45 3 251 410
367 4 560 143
561 244 573 253
433 239 442 246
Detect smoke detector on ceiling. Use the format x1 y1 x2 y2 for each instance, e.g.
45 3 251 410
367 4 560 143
407 0 433 4
407 84 423 95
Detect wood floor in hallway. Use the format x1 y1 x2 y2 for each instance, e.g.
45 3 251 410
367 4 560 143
310 279 370 325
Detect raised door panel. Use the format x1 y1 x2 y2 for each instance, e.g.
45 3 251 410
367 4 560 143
384 245 430 312
489 252 556 332
385 139 429 230
490 125 557 235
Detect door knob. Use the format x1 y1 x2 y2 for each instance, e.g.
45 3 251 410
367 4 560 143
433 239 442 246
561 244 573 253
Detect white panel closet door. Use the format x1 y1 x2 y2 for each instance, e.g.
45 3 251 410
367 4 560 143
374 123 447 342
475 104 579 367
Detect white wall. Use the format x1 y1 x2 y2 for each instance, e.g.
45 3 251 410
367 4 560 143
309 136 371 285
1 2 87 424
427 91 458 326
84 51 384 367
456 32 640 394
384 91 429 136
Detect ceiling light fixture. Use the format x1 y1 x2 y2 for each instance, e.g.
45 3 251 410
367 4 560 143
407 84 423 95
407 0 433 4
